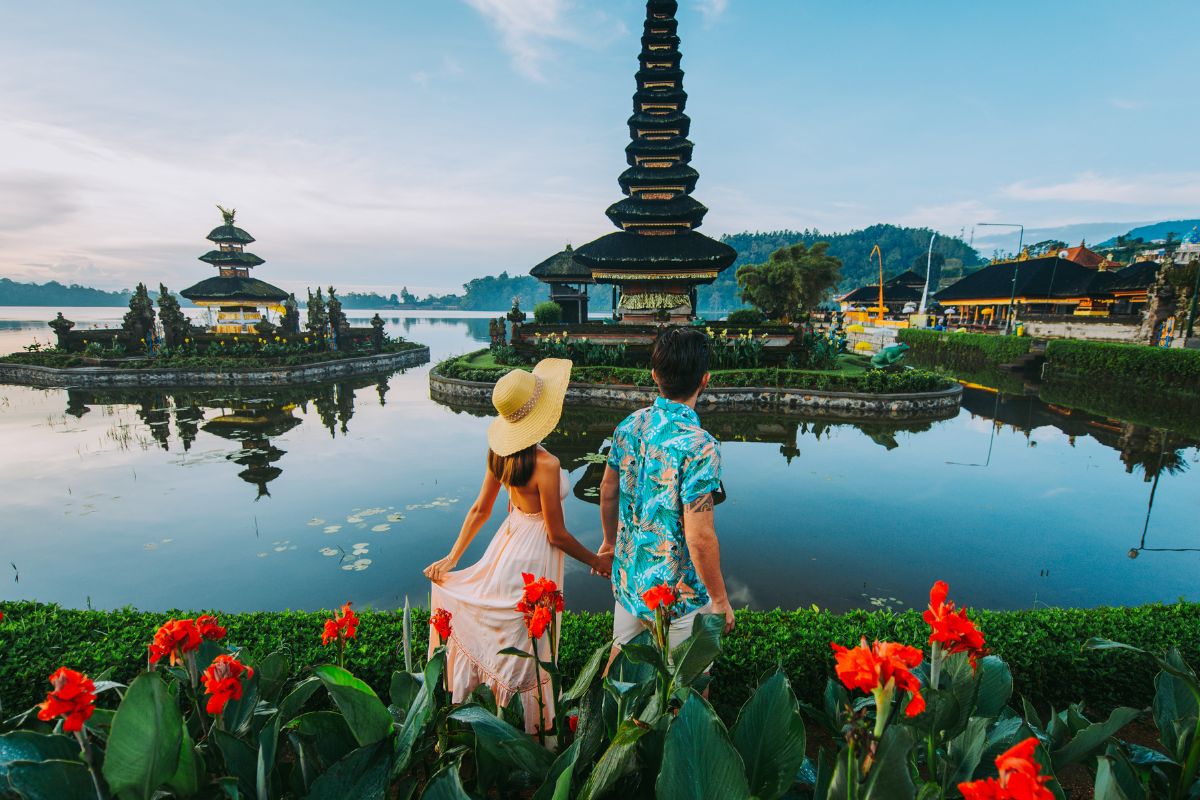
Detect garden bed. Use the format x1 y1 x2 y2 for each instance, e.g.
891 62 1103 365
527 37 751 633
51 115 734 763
2 599 1195 721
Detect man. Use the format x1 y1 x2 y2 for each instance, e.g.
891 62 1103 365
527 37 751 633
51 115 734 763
598 327 735 655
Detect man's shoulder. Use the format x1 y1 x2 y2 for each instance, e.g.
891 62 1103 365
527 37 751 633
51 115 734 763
614 405 655 437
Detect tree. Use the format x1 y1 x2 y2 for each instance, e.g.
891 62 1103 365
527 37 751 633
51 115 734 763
736 242 842 321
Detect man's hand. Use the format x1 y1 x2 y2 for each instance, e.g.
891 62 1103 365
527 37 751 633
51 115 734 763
711 597 736 634
423 556 457 584
591 548 614 578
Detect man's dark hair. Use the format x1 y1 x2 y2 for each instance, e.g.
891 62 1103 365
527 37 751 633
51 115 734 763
651 327 710 400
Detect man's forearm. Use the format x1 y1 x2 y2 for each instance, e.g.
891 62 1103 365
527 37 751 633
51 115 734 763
599 495 618 552
687 528 729 604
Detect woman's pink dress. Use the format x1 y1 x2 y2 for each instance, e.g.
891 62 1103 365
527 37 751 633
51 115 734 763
429 469 567 734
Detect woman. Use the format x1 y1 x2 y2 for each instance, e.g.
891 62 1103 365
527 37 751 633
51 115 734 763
424 358 610 734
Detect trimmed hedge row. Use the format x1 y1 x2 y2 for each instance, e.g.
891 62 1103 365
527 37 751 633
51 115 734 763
3 601 1196 721
0 340 424 371
1044 338 1200 394
436 354 953 394
898 328 1032 370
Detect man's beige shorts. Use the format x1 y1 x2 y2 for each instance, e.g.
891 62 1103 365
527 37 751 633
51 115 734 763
612 601 714 653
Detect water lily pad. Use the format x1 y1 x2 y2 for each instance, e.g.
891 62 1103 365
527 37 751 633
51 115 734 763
307 518 326 526
371 524 390 533
319 547 339 557
346 516 364 524
386 513 404 522
257 552 268 558
143 543 157 551
358 507 387 517
324 525 342 534
273 546 287 553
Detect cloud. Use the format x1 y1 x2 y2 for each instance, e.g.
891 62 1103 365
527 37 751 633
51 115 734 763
1108 97 1144 111
462 0 624 81
894 199 999 230
1002 171 1200 207
694 0 729 22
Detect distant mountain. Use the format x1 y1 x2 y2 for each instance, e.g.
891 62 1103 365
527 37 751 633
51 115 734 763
0 278 134 307
1096 219 1200 247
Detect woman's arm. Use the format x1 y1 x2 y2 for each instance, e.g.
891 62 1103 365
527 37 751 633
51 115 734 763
423 458 503 583
538 459 611 577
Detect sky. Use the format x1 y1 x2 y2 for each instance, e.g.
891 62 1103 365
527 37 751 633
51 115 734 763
2 0 1199 295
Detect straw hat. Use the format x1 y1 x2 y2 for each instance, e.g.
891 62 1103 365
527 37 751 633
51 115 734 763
487 358 573 456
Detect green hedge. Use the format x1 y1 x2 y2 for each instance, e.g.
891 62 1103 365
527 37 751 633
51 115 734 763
0 341 425 371
436 354 954 394
3 601 1196 720
1039 378 1200 439
898 328 1031 371
1044 339 1200 394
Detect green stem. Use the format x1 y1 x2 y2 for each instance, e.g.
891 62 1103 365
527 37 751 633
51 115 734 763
929 642 943 691
847 737 857 800
75 731 108 800
531 636 546 747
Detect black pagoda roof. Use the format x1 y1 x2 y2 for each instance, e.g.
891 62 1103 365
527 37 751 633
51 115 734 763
199 250 265 268
180 276 288 303
530 247 593 283
574 0 734 282
842 284 923 304
936 256 1116 303
207 224 255 245
1106 261 1159 293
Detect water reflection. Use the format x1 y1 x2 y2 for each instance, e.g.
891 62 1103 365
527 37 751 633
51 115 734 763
58 375 396 497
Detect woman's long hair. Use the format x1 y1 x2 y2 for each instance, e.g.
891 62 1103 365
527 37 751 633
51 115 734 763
488 445 537 488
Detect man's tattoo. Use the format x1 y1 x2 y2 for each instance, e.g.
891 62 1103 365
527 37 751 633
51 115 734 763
687 493 714 514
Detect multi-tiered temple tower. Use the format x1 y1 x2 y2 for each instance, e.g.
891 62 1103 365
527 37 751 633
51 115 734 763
573 0 735 323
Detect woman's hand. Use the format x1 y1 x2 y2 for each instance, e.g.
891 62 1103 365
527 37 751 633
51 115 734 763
591 551 613 579
424 556 458 583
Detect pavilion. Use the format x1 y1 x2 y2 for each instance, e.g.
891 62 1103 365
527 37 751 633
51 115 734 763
529 245 592 324
570 0 736 324
181 207 288 334
840 270 926 316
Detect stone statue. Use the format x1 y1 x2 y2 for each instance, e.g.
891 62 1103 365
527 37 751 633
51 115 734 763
122 283 157 352
49 312 75 349
282 294 301 334
306 287 329 342
507 297 527 324
326 286 349 350
370 313 386 353
157 284 191 349
870 342 910 369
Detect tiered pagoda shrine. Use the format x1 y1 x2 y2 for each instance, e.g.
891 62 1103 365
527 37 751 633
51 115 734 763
529 245 593 324
181 207 288 334
570 0 736 323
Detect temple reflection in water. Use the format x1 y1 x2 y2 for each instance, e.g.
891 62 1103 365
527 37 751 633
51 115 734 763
61 375 392 497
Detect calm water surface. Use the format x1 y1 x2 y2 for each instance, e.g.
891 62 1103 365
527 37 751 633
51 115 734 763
1 308 1197 614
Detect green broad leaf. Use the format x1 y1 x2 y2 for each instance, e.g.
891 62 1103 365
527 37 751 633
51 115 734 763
421 763 472 800
256 651 291 705
1050 706 1140 770
288 712 357 768
576 720 651 800
533 739 580 800
620 642 667 673
276 676 322 726
943 716 990 787
670 613 725 688
303 743 388 800
1021 697 1045 732
657 692 751 800
7 758 99 800
979 714 1028 770
1094 757 1135 800
313 665 393 747
166 721 202 798
469 683 498 714
221 670 260 737
863 725 918 800
450 704 554 780
608 630 658 687
392 652 444 779
214 728 258 797
389 671 422 718
975 656 1013 718
498 646 535 658
813 748 835 800
102 672 182 800
1154 654 1200 759
502 691 525 732
0 731 80 780
562 640 613 703
731 670 806 800
257 715 281 800
1084 638 1147 655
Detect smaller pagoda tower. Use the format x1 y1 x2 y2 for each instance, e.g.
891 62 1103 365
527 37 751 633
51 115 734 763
181 206 288 334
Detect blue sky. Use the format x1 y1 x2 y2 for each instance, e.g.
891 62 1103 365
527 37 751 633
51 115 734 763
2 0 1198 294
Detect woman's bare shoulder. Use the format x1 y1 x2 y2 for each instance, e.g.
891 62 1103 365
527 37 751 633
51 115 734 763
535 447 561 473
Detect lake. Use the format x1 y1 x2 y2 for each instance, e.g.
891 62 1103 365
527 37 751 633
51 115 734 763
1 308 1197 615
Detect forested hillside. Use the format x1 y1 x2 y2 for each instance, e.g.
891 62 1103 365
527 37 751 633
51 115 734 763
0 279 135 306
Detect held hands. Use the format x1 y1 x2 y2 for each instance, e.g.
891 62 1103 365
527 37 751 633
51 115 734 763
423 556 458 584
590 549 614 579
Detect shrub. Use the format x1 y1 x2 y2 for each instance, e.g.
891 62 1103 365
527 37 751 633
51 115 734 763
898 328 1031 370
725 308 765 326
533 301 563 324
1044 338 1200 394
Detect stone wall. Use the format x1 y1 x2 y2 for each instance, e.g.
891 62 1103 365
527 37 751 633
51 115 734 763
845 326 900 355
429 368 962 421
1019 319 1142 343
0 347 430 388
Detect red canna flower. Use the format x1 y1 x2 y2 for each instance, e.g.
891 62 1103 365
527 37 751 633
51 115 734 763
568 713 579 734
959 738 1054 800
831 638 926 732
528 606 552 640
201 654 254 715
430 608 453 641
196 614 227 642
36 667 96 733
322 602 359 646
148 618 203 667
642 583 677 611
924 581 987 666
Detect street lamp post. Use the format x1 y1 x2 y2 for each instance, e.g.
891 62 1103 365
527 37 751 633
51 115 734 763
918 233 937 317
978 223 1025 334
